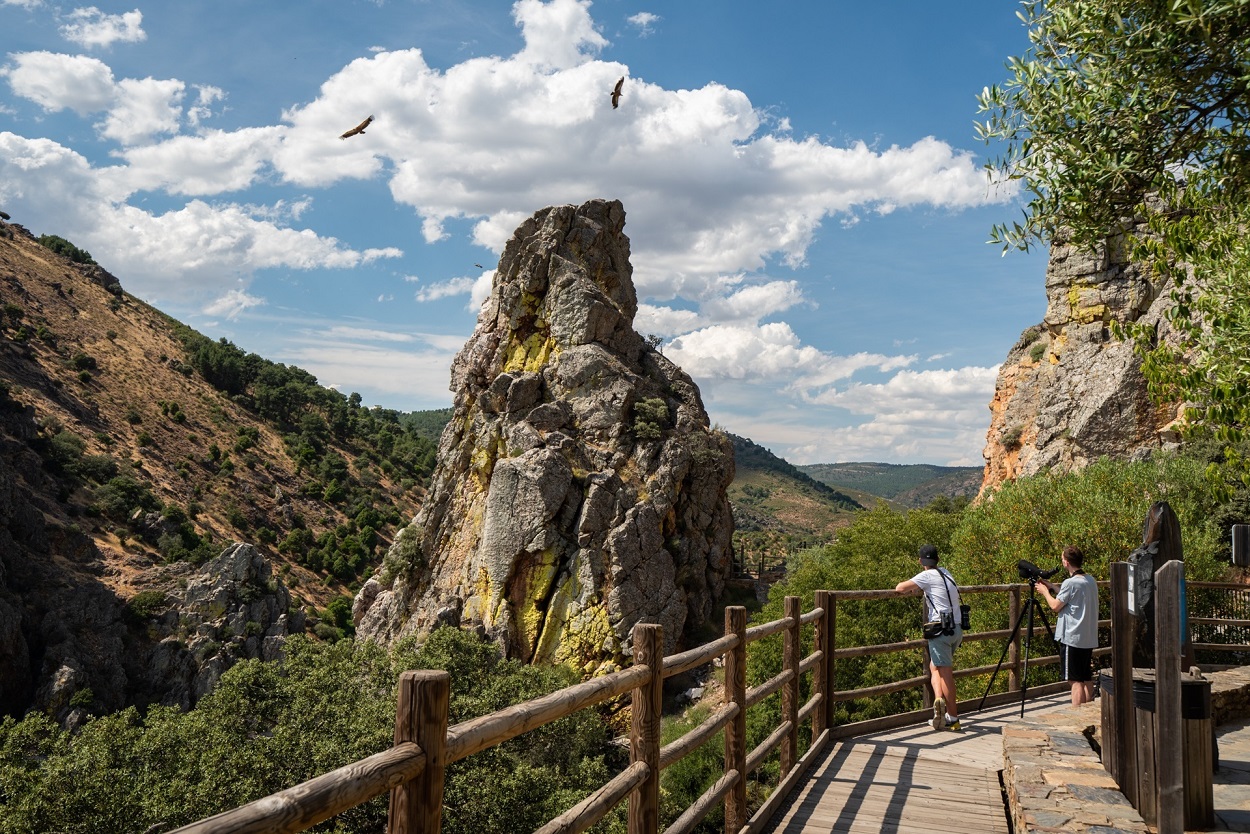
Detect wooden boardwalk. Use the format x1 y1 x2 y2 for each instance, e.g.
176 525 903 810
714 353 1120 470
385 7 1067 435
764 693 1070 834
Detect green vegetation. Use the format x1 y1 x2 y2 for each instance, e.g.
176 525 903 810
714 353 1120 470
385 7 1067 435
632 397 670 441
0 629 621 834
35 234 95 265
979 0 1250 482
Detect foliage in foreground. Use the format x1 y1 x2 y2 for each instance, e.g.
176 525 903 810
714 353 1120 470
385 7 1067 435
0 630 621 834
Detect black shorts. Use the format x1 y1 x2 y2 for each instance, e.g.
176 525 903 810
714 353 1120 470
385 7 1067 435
1058 643 1093 682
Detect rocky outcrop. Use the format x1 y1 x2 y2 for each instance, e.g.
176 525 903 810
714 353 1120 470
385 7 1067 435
980 229 1182 495
0 392 300 721
354 200 735 673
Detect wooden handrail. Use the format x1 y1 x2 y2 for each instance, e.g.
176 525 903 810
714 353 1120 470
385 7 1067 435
659 703 739 770
445 664 649 763
167 742 428 834
663 633 738 679
172 577 1248 834
744 615 794 643
536 762 650 834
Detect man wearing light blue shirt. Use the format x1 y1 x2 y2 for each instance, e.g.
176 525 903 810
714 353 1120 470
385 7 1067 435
1038 545 1099 705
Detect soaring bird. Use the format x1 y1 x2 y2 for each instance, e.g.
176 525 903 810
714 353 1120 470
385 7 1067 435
609 77 624 109
339 115 373 139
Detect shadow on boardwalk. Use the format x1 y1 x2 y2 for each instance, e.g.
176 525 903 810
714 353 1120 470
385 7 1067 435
764 694 1066 834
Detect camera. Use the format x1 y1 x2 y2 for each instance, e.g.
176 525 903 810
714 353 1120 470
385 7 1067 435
1016 559 1060 583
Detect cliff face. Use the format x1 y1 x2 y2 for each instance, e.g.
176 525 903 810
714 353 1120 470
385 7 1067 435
980 230 1181 495
354 200 735 672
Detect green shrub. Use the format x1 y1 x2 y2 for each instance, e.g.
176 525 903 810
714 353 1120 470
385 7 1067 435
36 233 96 265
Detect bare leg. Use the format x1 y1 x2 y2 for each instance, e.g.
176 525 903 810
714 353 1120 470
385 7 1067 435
933 663 958 718
1081 681 1094 704
1070 682 1083 706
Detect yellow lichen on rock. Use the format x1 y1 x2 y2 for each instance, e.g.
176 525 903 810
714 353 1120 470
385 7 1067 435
504 332 557 373
516 549 560 650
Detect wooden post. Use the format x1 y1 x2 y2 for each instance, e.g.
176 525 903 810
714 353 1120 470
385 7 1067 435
1155 560 1184 834
389 670 450 834
781 596 801 776
629 623 663 834
826 592 837 733
1008 585 1022 692
813 590 831 740
724 606 747 834
1110 561 1136 805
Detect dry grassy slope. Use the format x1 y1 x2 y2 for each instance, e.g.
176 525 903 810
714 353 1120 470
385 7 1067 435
0 224 421 613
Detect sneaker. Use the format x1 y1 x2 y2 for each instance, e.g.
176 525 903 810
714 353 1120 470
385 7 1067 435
930 697 946 731
945 719 963 732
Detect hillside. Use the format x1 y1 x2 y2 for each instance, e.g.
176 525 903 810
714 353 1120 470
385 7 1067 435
800 461 983 509
0 217 438 717
727 434 863 572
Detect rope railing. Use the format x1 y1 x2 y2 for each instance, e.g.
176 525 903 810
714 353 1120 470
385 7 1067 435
168 578 1250 834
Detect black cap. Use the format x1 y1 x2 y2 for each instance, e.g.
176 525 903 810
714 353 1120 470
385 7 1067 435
918 544 939 566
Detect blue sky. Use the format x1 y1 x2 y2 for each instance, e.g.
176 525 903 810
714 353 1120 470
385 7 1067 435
0 0 1046 466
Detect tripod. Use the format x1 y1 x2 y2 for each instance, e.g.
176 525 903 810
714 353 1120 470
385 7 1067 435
976 578 1056 718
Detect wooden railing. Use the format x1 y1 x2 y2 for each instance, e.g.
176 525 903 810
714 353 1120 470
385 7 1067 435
169 595 835 834
167 578 1249 834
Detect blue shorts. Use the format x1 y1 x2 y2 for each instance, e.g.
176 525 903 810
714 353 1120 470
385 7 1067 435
927 627 962 668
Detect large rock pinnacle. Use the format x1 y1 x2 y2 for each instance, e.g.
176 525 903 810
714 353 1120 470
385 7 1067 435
355 199 735 672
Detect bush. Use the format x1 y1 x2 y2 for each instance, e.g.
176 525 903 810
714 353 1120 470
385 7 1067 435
36 233 95 265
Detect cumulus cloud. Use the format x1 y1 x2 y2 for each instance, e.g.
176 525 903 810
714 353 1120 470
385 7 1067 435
626 12 660 36
60 7 146 48
3 51 183 143
3 52 116 113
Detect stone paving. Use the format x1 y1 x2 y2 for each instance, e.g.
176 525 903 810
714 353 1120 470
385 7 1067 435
1003 668 1250 834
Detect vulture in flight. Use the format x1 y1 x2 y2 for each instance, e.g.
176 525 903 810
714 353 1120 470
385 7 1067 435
340 115 374 139
609 77 624 109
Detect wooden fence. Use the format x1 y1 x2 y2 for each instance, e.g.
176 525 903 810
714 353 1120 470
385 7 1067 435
167 579 1248 834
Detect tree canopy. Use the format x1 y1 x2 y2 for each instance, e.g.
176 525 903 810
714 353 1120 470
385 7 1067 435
978 0 1250 479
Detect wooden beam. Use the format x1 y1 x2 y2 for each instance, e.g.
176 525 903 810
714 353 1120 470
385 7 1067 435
389 670 449 834
1110 561 1136 806
629 624 663 834
813 590 831 740
781 596 801 776
1155 560 1184 834
724 606 747 834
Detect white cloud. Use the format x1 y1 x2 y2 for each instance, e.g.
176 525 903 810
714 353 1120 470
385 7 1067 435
99 76 184 143
204 289 265 319
60 7 146 48
626 12 660 36
514 0 607 69
708 364 999 466
2 0 44 9
3 52 116 113
3 51 183 144
187 84 225 127
281 338 457 406
415 276 477 302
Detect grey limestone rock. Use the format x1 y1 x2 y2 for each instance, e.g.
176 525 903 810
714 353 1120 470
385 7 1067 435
355 199 735 672
981 227 1182 495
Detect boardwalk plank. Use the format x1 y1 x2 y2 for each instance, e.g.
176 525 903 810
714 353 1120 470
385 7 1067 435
762 694 1069 834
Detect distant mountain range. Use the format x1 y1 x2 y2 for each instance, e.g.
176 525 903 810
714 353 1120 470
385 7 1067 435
725 438 983 572
799 461 984 508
